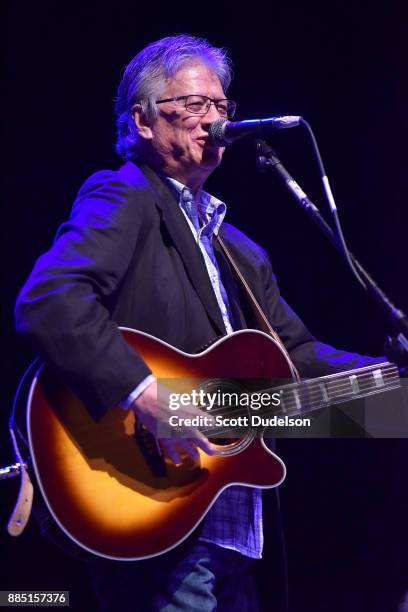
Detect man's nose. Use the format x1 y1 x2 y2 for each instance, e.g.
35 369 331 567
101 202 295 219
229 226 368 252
202 103 224 127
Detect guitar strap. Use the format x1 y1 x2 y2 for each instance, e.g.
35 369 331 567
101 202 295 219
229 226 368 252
217 235 300 381
6 359 40 536
6 429 34 536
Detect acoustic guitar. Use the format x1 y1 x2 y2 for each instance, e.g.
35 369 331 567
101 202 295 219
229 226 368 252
23 328 399 560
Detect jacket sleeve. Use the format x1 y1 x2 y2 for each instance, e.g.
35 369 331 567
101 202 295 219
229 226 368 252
258 247 384 377
15 170 153 419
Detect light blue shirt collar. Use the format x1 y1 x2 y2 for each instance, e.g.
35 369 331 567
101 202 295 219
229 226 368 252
165 177 227 236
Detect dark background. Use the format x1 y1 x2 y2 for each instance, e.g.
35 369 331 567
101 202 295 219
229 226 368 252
2 1 408 610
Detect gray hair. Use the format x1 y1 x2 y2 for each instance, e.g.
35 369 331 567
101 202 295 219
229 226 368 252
115 34 233 161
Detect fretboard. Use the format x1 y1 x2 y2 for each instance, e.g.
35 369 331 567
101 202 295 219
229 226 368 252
270 362 400 418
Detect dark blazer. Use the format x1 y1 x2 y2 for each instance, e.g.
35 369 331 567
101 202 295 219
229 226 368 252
15 161 379 419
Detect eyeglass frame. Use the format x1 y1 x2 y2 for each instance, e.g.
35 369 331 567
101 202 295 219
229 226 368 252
153 95 237 119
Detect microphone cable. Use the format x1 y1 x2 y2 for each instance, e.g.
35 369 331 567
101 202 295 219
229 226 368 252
299 117 368 292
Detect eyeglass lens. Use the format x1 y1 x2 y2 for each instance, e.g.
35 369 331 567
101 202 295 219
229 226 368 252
185 96 235 118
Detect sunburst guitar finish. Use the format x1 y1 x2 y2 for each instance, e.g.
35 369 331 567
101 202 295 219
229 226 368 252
27 329 290 560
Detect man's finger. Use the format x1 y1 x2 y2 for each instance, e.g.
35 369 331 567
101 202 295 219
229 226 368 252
176 439 200 461
194 435 218 456
160 440 183 465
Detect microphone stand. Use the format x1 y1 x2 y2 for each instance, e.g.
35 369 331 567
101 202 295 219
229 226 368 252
255 139 408 369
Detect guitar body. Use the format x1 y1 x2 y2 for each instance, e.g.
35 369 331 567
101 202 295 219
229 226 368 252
27 329 293 560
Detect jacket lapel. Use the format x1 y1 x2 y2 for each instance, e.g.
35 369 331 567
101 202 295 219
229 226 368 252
140 164 227 336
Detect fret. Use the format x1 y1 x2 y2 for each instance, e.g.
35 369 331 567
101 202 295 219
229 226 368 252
349 374 359 395
292 389 301 412
319 382 329 404
372 369 385 388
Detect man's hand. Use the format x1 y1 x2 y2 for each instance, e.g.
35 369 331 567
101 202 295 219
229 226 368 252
130 381 217 465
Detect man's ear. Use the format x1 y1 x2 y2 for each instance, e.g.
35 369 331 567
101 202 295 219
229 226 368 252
133 104 153 140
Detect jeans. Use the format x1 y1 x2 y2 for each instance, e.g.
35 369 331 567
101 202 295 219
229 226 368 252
33 489 286 611
86 541 259 612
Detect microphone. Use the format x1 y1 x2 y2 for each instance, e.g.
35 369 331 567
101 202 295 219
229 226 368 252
208 116 301 147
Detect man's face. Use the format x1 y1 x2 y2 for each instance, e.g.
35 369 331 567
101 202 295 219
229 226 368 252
136 62 227 189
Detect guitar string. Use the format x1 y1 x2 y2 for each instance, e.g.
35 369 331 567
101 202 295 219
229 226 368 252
198 380 400 438
184 368 399 417
251 365 397 397
281 369 399 400
171 369 399 422
203 376 398 421
195 378 399 423
175 365 397 407
164 368 399 438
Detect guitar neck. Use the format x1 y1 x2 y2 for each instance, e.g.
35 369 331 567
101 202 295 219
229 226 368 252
269 362 400 419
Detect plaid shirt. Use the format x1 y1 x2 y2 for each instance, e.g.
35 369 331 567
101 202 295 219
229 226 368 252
166 178 263 559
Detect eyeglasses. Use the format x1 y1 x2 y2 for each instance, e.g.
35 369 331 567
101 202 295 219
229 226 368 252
155 95 237 119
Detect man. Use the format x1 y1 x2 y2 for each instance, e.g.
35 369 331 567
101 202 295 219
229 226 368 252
15 34 381 611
